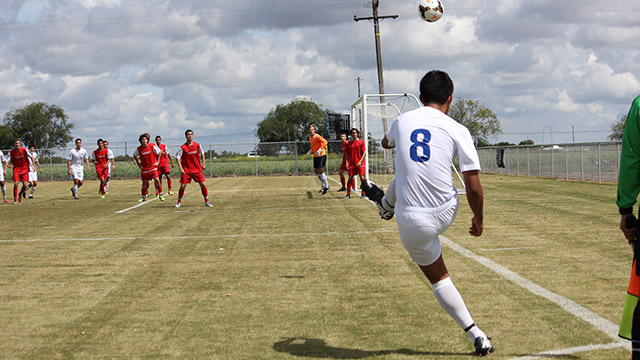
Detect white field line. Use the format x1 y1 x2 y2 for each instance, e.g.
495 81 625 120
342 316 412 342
128 204 373 214
479 247 539 251
439 236 631 355
0 230 397 244
509 342 627 359
115 197 159 214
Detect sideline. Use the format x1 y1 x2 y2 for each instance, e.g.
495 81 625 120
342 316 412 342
439 236 630 356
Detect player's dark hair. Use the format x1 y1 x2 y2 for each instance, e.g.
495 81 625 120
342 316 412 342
75 138 82 143
155 135 161 140
419 70 454 105
350 128 359 136
138 133 150 144
185 129 193 136
97 138 103 144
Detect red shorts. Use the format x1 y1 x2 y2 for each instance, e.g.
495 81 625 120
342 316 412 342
339 162 348 172
348 165 366 177
13 171 28 182
180 172 205 184
141 169 159 181
157 164 171 174
96 166 109 179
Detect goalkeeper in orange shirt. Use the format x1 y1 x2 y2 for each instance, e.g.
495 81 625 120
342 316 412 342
308 124 329 194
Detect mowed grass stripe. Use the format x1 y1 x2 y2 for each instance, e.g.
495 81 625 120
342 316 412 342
0 174 632 359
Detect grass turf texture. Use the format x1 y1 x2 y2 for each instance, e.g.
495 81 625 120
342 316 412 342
0 174 631 359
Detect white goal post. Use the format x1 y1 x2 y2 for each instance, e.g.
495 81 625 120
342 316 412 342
349 93 466 194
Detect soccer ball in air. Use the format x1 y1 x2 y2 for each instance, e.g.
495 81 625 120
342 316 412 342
418 0 443 22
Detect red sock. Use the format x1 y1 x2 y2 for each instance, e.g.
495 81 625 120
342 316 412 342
350 177 356 190
100 183 105 195
167 178 172 191
154 179 162 194
178 187 185 200
340 174 345 187
14 186 18 200
141 183 148 197
201 186 208 199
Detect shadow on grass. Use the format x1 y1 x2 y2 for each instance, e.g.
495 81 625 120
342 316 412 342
273 337 471 358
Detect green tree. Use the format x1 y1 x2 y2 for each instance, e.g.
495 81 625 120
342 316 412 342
608 115 627 141
519 139 535 145
256 98 328 155
0 125 12 149
448 98 502 147
3 102 74 149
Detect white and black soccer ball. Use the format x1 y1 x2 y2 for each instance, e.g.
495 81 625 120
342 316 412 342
418 0 443 23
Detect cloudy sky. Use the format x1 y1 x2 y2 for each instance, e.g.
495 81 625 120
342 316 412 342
1 0 639 149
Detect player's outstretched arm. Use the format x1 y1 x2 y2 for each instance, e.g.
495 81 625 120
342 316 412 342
463 170 484 237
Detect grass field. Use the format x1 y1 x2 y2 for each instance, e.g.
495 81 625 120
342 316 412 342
0 174 633 359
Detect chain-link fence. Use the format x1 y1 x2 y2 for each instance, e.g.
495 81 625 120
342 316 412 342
1 140 622 183
478 141 622 183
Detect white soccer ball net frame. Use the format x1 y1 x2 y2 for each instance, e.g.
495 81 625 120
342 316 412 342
349 93 466 194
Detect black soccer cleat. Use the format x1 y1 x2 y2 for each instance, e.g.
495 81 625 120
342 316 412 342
361 180 394 220
473 336 494 356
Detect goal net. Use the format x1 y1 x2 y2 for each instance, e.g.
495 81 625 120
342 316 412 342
350 93 421 177
349 93 466 194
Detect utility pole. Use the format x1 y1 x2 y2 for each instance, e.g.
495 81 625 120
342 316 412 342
354 0 397 172
354 0 398 135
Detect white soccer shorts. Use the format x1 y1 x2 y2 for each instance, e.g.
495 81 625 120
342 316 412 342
70 167 84 181
28 171 38 182
395 194 459 266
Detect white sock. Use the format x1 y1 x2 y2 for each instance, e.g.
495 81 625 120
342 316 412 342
105 181 110 192
432 277 477 336
381 177 396 211
1 185 5 197
317 173 328 188
30 185 36 195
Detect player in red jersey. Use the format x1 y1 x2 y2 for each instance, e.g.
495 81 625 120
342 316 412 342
155 135 174 196
174 129 212 208
345 128 367 199
8 139 33 204
337 132 350 192
133 133 164 202
91 139 110 198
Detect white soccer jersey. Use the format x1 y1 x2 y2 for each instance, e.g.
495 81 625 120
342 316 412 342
385 106 481 209
106 148 114 173
68 147 88 170
0 151 4 182
28 150 38 172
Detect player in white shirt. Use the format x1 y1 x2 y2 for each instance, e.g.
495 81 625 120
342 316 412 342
103 140 115 193
67 138 91 199
0 150 7 203
362 70 493 356
26 145 42 199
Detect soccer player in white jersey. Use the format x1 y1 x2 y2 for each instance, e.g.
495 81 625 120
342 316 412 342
103 140 115 194
67 138 90 199
26 145 42 199
0 150 7 203
362 70 493 356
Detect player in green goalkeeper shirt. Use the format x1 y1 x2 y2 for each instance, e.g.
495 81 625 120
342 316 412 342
617 95 640 359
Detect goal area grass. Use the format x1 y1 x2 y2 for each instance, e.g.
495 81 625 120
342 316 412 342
0 174 631 359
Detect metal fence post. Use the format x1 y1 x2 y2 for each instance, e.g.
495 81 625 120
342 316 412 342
254 143 258 177
565 146 569 180
598 143 601 183
538 147 542 176
580 144 584 181
294 140 299 176
527 146 530 176
551 146 555 178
